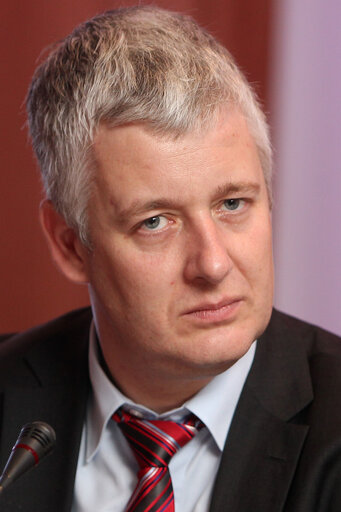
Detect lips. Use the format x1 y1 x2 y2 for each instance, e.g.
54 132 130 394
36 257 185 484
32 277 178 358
182 297 243 323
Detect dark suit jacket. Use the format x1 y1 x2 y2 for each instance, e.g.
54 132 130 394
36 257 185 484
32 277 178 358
0 308 341 511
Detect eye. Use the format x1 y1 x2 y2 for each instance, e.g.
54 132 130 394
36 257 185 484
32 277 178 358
140 215 168 231
222 198 244 211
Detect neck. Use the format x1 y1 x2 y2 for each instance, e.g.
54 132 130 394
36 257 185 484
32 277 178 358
96 337 212 413
117 374 212 414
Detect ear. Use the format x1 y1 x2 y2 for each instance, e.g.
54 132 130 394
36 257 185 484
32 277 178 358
39 199 90 284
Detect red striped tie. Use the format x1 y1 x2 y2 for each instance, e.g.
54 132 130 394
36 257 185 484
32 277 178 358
113 408 204 512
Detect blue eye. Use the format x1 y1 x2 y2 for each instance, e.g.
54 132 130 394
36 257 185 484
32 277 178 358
223 199 243 211
142 216 167 231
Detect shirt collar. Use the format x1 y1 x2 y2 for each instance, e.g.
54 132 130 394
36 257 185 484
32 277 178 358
86 321 256 462
184 342 256 450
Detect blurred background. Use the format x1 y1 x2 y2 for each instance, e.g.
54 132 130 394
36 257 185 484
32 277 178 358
1 0 340 335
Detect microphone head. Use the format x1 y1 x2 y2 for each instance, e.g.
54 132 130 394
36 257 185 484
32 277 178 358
0 421 56 492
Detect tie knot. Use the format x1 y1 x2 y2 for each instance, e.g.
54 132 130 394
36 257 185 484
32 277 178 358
113 408 204 469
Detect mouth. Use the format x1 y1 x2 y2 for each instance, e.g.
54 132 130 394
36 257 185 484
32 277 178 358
182 298 243 324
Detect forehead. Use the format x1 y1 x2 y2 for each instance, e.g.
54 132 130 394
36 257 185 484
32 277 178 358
94 109 258 166
91 109 266 208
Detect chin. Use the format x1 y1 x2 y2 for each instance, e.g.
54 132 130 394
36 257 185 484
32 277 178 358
173 329 253 374
194 311 270 364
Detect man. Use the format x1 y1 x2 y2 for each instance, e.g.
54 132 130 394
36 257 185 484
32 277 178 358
1 6 341 511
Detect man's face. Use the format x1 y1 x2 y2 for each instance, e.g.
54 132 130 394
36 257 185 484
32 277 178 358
84 109 273 391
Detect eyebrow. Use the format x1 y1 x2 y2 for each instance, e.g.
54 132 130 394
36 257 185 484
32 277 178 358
115 199 175 224
115 180 261 223
215 181 260 197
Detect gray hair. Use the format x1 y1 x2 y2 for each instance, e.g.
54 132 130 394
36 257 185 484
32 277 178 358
27 5 272 246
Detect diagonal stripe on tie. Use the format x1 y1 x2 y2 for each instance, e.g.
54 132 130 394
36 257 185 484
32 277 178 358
113 408 204 512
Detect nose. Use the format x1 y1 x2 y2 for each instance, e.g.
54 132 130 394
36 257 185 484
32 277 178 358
183 217 233 285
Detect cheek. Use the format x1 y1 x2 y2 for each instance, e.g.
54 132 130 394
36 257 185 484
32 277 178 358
252 229 274 300
91 244 178 305
238 220 273 285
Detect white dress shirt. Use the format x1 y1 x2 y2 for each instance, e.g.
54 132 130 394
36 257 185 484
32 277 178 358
72 323 256 511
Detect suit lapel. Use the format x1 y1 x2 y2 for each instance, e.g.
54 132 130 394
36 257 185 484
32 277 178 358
209 387 309 512
210 310 313 512
0 311 91 512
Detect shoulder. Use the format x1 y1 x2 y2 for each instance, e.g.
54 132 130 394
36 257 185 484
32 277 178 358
256 309 341 412
0 307 92 354
269 309 341 408
267 308 341 355
0 307 92 385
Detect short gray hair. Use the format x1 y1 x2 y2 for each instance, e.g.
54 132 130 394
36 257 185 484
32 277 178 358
27 5 272 246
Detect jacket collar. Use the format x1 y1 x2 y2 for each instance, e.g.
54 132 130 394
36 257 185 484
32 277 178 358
210 309 313 512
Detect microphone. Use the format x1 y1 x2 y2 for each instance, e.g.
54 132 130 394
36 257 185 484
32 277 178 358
0 421 56 493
